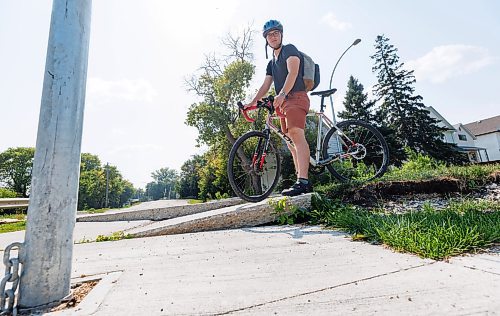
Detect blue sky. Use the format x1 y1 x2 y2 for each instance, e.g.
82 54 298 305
1 0 498 188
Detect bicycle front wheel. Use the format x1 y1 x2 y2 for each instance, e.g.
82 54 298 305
322 120 389 182
228 131 281 202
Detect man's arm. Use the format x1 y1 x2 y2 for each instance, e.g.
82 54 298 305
274 56 300 108
248 75 273 106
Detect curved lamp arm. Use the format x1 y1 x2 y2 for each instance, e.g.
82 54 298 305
329 38 361 123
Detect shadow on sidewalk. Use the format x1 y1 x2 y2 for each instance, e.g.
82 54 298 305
241 225 347 239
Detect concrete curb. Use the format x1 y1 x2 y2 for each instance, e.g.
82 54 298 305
126 194 312 238
76 198 245 222
34 271 123 315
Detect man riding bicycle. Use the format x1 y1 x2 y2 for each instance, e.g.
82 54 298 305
245 19 312 197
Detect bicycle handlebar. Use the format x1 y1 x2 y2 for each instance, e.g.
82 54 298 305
238 95 282 123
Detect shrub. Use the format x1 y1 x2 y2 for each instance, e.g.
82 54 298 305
0 188 17 198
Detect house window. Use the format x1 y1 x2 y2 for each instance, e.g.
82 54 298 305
468 151 478 163
458 134 467 141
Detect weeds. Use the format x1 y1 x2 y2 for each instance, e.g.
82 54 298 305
269 197 309 225
0 221 26 234
95 231 133 242
310 194 500 260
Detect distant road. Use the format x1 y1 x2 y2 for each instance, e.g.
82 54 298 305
124 199 189 211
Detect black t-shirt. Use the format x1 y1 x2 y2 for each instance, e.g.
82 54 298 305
266 44 305 94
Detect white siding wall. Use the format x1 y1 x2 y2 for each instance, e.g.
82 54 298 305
443 130 455 144
475 132 500 162
454 130 476 147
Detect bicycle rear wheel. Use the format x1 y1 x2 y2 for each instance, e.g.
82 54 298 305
322 120 389 182
228 131 281 202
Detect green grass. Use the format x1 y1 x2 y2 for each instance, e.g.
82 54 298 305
83 208 109 214
381 162 499 185
0 221 26 233
187 199 204 204
95 231 133 242
309 194 500 260
0 213 26 220
82 203 136 213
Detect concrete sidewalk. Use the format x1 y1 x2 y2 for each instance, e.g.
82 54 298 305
52 226 498 315
0 220 152 249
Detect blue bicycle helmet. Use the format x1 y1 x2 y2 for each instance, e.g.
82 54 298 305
262 20 283 38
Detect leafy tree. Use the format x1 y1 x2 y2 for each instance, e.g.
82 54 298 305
119 179 135 207
0 187 17 198
371 35 467 164
0 147 35 197
78 153 105 210
78 153 136 210
196 144 233 201
145 167 178 200
185 27 258 197
0 150 135 209
185 28 255 148
177 155 204 199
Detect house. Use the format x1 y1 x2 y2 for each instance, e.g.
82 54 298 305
425 106 491 162
426 106 457 143
452 123 486 162
463 115 500 162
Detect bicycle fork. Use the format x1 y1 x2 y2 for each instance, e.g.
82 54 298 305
251 131 272 172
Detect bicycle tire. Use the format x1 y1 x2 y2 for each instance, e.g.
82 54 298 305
322 120 389 182
228 131 281 202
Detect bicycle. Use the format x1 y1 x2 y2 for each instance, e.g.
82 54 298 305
227 89 390 202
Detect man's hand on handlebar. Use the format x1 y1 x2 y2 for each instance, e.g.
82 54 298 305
243 102 256 110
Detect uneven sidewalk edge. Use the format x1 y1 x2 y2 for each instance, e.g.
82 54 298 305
76 198 245 222
127 194 312 238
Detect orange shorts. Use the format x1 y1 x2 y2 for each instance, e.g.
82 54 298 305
279 91 310 133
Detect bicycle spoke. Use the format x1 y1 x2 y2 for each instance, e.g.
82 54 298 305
228 132 280 202
323 120 389 182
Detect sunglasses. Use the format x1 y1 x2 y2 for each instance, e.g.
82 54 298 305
266 30 281 38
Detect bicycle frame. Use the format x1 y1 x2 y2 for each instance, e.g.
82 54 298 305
260 109 350 168
239 95 362 170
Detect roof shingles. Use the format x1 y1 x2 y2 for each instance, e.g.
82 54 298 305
463 115 500 136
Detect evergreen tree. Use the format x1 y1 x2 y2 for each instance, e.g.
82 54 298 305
338 76 406 166
371 35 467 164
338 76 376 122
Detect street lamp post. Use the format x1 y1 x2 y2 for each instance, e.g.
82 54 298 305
328 39 361 123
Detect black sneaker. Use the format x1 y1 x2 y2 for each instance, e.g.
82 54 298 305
281 181 313 197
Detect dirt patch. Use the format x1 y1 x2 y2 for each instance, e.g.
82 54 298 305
489 170 500 183
18 279 99 315
340 178 465 206
321 172 500 209
50 280 99 312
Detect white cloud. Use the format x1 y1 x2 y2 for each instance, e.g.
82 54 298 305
86 77 158 105
406 45 496 83
320 12 352 31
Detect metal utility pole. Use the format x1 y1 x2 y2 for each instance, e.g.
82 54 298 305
18 0 92 309
105 163 109 208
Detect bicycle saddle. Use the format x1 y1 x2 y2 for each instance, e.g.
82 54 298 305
310 88 337 97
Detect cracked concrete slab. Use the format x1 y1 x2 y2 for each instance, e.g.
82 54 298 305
228 261 500 315
448 251 500 275
125 194 312 237
76 198 245 222
65 226 449 315
0 221 152 250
